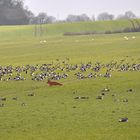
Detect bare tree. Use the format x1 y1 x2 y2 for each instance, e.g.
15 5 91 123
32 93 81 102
117 11 136 20
46 16 56 23
66 14 90 22
125 11 136 19
79 14 90 21
97 12 114 21
37 12 47 24
31 13 56 24
66 15 77 22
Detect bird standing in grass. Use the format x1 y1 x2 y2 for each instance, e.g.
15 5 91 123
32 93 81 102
119 118 128 122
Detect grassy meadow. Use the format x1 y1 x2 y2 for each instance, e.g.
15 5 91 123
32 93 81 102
0 20 140 140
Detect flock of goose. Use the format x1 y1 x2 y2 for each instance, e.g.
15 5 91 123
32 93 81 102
0 58 140 82
0 58 139 123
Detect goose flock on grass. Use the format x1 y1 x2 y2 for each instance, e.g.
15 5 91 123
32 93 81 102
0 58 140 82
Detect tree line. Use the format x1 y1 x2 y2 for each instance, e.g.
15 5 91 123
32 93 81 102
0 0 139 25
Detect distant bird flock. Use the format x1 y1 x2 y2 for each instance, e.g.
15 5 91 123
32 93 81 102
0 58 140 82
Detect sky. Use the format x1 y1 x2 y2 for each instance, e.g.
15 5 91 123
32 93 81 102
24 0 140 19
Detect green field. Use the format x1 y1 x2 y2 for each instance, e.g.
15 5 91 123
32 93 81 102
0 21 140 140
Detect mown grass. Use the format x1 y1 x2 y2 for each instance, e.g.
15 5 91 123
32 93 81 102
0 22 140 140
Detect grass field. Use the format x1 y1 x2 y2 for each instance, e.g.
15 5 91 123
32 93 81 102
0 21 140 140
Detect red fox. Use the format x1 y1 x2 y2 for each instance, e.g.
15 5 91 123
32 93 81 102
47 80 63 86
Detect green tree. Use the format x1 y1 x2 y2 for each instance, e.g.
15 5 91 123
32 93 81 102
0 0 33 25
